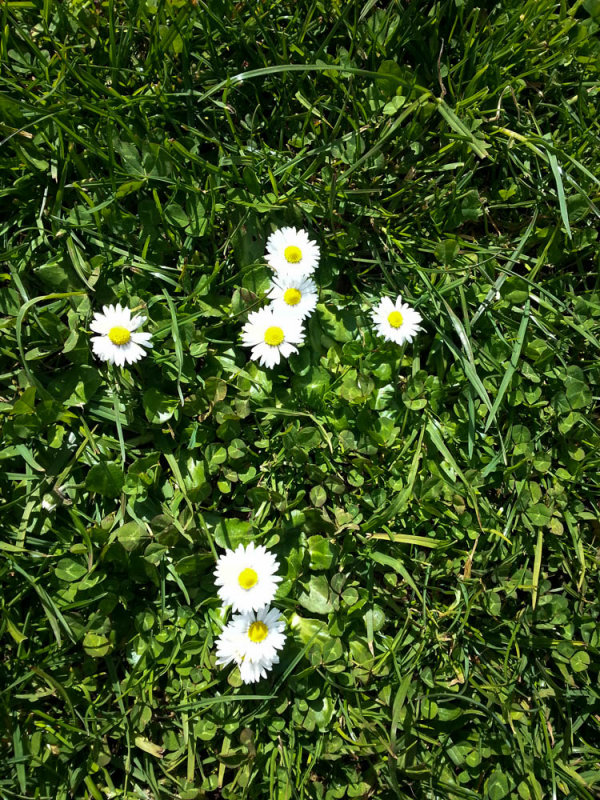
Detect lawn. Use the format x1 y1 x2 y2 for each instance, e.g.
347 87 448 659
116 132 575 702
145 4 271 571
1 1 600 798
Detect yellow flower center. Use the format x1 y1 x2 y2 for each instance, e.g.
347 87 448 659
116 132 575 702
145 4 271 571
387 311 404 329
283 287 302 306
248 621 268 643
238 567 258 590
264 326 284 346
108 325 131 345
284 245 302 263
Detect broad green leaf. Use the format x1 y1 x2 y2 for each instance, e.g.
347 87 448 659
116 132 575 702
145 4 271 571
116 521 147 552
55 558 87 582
486 769 510 800
143 388 179 423
383 95 406 116
570 650 590 672
308 535 334 570
434 239 460 265
298 576 333 615
85 462 125 498
309 486 327 507
214 518 252 549
526 504 553 527
83 631 112 658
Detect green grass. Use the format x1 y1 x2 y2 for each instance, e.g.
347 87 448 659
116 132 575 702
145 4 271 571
1 0 600 798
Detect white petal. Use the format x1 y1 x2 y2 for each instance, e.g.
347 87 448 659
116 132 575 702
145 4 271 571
123 342 146 363
90 317 111 334
131 331 153 348
129 314 147 331
113 347 126 367
278 342 297 359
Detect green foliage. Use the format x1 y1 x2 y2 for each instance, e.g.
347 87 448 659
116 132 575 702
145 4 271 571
1 0 600 798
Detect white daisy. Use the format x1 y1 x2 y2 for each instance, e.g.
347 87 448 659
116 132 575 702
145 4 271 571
267 273 318 321
215 607 286 684
215 624 279 684
229 606 286 667
214 542 281 613
371 295 422 345
241 307 304 369
90 303 153 367
266 226 320 276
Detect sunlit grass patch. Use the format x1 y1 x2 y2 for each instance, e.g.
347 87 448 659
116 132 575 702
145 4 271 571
1 0 599 798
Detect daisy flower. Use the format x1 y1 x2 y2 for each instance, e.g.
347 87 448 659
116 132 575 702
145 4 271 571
267 273 318 321
266 226 320 276
214 542 281 613
215 624 280 684
371 295 422 345
232 606 286 666
215 607 286 684
90 304 153 367
241 307 304 368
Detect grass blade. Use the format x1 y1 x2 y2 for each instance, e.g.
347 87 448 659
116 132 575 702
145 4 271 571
484 299 530 432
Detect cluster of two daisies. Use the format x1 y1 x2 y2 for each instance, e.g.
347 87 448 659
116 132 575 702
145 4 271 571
213 542 285 683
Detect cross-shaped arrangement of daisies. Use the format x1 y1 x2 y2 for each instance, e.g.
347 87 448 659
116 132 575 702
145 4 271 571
89 225 423 369
88 225 423 683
